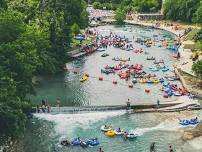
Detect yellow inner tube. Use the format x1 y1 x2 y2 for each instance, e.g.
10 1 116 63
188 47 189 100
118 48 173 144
139 79 146 83
80 75 88 82
106 130 115 137
153 79 159 83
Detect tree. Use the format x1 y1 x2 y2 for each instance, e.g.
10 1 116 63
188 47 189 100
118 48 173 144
71 23 80 36
133 0 160 13
0 0 7 10
115 7 126 24
163 0 200 22
93 2 102 9
0 0 90 144
0 11 25 43
193 1 202 23
192 60 202 79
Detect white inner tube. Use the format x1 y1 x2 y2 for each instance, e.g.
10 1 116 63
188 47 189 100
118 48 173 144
127 133 137 138
114 130 124 135
100 126 111 132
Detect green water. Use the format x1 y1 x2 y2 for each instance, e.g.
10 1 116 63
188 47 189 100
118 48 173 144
23 25 202 152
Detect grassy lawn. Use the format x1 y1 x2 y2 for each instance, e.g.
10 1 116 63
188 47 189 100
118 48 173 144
184 28 200 41
70 37 95 48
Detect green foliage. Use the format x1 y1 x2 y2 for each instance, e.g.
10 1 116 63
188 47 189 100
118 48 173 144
93 2 102 9
192 60 202 79
115 7 126 24
0 0 89 143
0 0 7 10
193 1 202 23
92 0 161 12
133 0 160 13
163 0 201 23
0 11 25 43
93 1 118 10
194 28 202 42
71 23 80 36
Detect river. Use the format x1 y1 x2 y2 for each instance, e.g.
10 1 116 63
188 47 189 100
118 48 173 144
23 25 202 152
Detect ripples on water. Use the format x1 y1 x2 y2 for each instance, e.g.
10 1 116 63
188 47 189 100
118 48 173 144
22 111 196 152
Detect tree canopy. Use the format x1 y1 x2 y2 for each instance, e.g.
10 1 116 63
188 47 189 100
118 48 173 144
0 0 88 144
163 0 201 23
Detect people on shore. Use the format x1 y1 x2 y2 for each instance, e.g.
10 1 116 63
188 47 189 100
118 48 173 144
177 51 180 59
41 99 46 106
36 99 51 113
157 98 160 108
57 98 61 112
126 99 131 110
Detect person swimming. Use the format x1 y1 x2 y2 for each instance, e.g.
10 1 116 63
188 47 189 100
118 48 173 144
150 142 156 152
123 131 128 140
98 147 104 152
61 140 71 146
117 128 121 132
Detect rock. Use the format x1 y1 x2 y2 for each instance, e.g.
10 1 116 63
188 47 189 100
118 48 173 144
183 131 194 140
182 121 202 141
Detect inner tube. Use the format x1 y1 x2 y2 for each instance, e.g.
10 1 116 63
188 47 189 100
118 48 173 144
100 126 111 132
147 80 153 84
159 78 164 83
162 68 169 72
114 130 124 135
80 141 88 148
179 120 190 126
163 94 169 98
61 140 71 146
127 133 137 139
173 92 182 96
189 119 199 125
153 79 159 84
87 138 99 146
132 78 137 84
106 130 115 137
71 138 82 146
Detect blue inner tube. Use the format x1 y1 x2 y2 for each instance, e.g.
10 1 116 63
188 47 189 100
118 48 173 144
179 120 190 126
167 92 173 96
147 80 153 84
87 139 99 146
71 139 82 146
189 119 199 125
159 79 164 83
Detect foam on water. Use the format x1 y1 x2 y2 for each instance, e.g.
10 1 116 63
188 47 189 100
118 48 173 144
130 119 181 136
34 111 125 135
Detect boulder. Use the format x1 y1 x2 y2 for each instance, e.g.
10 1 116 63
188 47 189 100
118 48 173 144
182 121 202 141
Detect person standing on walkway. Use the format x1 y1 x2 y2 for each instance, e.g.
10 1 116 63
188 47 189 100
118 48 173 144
41 99 45 106
157 98 160 109
56 98 61 112
47 104 51 113
126 98 131 111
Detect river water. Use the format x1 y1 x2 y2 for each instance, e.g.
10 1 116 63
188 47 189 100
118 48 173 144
28 25 179 106
24 25 202 152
